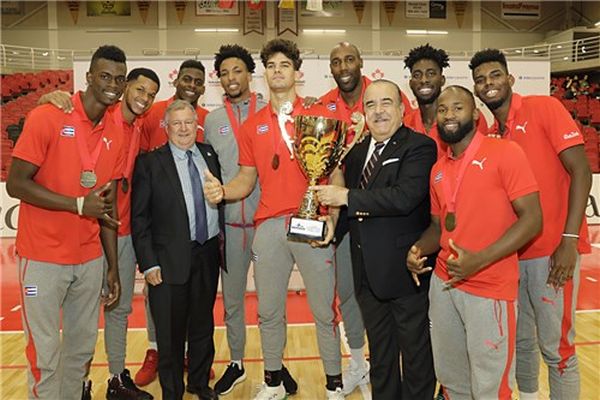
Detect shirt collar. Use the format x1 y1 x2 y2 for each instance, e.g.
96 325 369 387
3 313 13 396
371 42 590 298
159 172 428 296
169 142 199 160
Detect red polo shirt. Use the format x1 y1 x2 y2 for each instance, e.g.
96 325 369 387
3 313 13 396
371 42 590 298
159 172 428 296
109 103 144 237
238 97 338 224
12 92 126 264
486 93 590 257
430 134 539 300
139 96 209 151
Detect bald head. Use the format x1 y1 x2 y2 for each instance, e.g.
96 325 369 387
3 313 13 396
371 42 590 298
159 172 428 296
436 85 478 145
438 85 476 108
330 42 363 94
330 42 361 59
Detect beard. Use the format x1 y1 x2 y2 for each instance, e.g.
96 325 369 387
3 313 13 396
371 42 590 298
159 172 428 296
437 119 475 144
484 98 504 110
414 87 441 106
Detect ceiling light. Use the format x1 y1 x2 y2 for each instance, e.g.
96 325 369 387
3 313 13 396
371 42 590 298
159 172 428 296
581 46 587 53
595 21 600 27
194 28 239 33
406 29 447 35
563 56 569 60
302 29 346 34
42 52 49 56
515 49 522 53
556 45 562 49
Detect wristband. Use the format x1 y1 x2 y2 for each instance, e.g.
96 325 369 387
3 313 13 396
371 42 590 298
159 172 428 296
562 233 579 239
76 196 84 216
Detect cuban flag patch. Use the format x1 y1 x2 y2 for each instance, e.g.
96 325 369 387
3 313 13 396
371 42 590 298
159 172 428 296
434 171 443 183
60 126 75 137
24 285 38 297
219 125 231 135
257 124 269 135
326 103 337 112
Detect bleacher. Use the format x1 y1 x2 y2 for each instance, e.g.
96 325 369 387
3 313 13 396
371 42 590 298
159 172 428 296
551 75 600 173
0 70 73 180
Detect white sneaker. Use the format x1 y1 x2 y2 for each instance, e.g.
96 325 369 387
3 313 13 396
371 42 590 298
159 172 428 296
253 383 286 400
342 360 369 395
326 387 345 399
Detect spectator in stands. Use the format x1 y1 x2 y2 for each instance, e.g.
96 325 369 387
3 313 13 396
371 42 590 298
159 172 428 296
7 44 126 400
470 48 592 400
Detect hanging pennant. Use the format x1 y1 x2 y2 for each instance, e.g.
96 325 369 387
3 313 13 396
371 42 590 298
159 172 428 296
306 0 323 12
174 1 186 24
248 0 265 10
382 1 397 25
352 0 365 23
67 1 80 24
137 1 150 23
454 1 467 28
278 0 295 9
277 4 298 35
244 1 265 35
219 0 235 8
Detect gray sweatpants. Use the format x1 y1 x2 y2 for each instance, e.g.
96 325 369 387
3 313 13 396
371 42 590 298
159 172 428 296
18 256 103 400
334 234 365 350
252 216 341 375
103 235 137 375
222 223 255 361
516 256 581 399
429 274 517 400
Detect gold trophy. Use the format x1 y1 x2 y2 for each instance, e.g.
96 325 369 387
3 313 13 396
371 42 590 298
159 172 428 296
287 112 365 241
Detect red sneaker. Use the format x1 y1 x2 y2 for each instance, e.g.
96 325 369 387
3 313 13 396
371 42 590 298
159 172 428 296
134 349 158 387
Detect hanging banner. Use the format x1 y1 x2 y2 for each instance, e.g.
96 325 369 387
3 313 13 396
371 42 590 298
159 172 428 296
277 6 298 35
67 1 80 24
244 1 264 35
352 0 366 23
196 0 240 15
87 1 131 16
405 1 446 19
300 0 344 17
174 1 186 23
382 1 397 25
501 2 541 20
137 1 150 23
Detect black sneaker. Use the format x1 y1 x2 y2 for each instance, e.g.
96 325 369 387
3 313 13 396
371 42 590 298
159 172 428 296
107 369 154 400
81 380 92 400
214 362 247 395
281 365 298 395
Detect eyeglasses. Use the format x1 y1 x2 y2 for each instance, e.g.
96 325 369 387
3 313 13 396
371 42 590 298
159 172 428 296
167 119 196 129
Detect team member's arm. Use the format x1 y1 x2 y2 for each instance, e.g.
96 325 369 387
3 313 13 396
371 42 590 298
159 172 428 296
7 159 119 224
407 215 442 286
307 166 345 247
99 180 121 310
548 145 592 288
203 166 257 203
445 192 542 285
37 90 73 113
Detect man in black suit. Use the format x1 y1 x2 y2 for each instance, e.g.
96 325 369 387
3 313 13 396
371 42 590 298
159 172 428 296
312 79 437 399
131 99 223 400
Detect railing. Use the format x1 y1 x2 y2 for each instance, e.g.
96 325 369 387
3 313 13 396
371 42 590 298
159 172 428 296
1 35 598 72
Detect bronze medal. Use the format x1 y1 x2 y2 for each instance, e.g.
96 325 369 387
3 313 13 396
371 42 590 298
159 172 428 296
121 178 129 193
80 170 97 188
445 212 456 232
271 154 280 170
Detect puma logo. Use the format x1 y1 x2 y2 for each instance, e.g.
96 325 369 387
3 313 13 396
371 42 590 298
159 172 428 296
103 137 112 150
472 157 487 170
515 121 528 133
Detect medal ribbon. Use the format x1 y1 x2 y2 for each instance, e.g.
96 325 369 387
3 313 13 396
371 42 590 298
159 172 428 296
75 125 104 173
224 93 257 143
441 133 484 215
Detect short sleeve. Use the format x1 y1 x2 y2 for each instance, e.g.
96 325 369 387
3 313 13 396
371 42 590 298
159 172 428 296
542 97 584 155
429 166 441 217
238 119 255 167
11 106 55 167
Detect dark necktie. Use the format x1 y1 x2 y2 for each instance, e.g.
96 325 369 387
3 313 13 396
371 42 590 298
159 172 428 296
359 141 385 189
187 150 208 244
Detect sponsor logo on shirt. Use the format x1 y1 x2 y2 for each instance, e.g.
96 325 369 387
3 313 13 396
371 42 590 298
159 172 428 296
563 131 580 140
257 124 269 135
219 125 231 135
515 121 528 134
60 126 75 137
103 137 112 150
434 171 443 183
24 285 38 297
471 157 487 170
326 103 337 112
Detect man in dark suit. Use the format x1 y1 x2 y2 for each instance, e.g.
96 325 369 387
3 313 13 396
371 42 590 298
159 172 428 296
131 99 223 400
312 79 437 399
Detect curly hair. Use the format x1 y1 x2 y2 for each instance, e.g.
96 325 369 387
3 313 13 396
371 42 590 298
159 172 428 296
214 44 256 77
404 43 449 71
469 48 508 72
260 39 302 70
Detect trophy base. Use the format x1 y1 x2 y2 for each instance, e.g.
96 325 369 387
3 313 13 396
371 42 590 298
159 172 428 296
287 216 326 242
